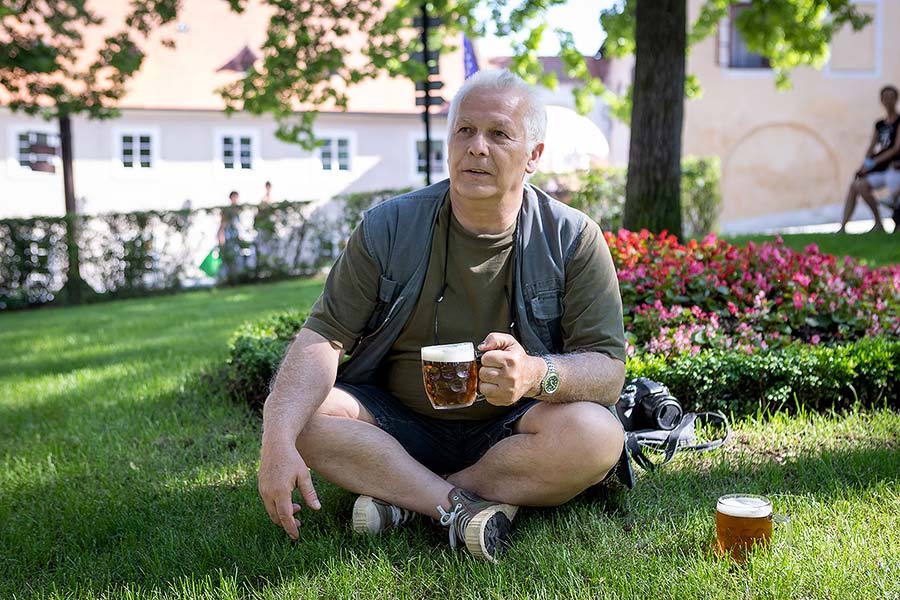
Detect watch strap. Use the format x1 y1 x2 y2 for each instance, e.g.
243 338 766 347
539 356 559 395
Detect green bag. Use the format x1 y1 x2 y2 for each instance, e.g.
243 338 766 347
199 248 223 277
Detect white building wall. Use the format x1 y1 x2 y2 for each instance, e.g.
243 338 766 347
0 108 446 218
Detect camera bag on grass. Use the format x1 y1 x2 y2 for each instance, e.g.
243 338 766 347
610 377 730 489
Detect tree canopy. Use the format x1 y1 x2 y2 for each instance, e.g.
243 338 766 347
0 0 182 303
0 0 181 120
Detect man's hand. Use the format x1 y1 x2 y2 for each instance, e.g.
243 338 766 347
477 332 546 406
258 440 321 540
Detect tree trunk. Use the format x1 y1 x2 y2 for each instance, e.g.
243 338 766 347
623 0 686 238
60 113 83 304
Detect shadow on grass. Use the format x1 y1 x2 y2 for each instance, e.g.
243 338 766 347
5 413 899 599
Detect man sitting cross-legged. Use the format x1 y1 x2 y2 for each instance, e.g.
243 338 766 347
257 70 628 562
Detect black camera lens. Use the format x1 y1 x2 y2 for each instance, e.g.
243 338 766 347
640 395 683 430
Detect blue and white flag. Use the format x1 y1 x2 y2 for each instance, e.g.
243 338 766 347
463 35 480 79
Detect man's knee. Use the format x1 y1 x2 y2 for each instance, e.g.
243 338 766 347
296 388 376 458
531 402 624 483
313 387 376 422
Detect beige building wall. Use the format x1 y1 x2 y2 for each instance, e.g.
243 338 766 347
684 0 898 224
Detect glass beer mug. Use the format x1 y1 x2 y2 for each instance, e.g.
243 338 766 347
715 494 790 561
420 342 481 410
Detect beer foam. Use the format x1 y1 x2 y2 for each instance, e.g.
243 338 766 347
421 342 474 362
716 494 772 518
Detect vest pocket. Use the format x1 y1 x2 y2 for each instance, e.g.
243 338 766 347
364 275 400 334
528 288 563 351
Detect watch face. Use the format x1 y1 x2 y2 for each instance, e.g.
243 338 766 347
544 372 560 394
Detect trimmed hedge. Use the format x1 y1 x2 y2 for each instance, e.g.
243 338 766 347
1 187 409 310
627 337 900 416
225 310 309 411
224 311 899 418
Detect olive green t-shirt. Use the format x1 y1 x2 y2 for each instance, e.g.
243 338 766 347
304 195 626 421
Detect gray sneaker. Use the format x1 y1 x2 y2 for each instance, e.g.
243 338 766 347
352 495 417 534
437 487 519 562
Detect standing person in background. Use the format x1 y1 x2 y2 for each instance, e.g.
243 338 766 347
255 182 276 271
839 85 900 234
260 181 273 207
218 190 243 278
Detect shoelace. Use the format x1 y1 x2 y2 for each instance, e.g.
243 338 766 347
389 505 415 528
436 501 470 550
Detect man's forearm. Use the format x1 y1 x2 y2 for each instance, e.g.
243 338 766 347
262 327 342 446
527 351 625 406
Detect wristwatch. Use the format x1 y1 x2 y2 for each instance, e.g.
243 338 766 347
538 356 560 396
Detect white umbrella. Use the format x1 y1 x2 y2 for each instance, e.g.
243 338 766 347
537 105 610 173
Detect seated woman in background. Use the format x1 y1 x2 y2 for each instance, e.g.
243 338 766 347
839 85 900 234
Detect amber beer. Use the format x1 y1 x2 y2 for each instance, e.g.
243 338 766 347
421 342 479 409
716 494 773 561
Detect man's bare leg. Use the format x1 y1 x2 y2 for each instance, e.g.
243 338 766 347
447 402 624 506
297 387 453 518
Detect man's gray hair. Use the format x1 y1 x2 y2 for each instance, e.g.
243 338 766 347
447 70 547 151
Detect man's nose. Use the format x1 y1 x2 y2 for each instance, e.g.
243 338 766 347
467 132 489 155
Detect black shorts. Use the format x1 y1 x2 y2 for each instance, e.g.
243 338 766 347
334 382 540 475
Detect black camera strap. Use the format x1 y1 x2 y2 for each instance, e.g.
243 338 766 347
625 412 730 473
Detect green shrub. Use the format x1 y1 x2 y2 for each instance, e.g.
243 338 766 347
680 156 722 239
531 156 722 237
225 310 309 411
566 168 627 232
224 311 898 418
627 337 900 417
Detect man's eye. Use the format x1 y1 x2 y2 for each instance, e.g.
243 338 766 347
458 126 472 134
494 130 509 138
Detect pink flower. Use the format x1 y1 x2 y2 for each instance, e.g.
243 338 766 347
792 272 811 288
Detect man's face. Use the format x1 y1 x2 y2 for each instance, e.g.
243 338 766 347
447 88 544 203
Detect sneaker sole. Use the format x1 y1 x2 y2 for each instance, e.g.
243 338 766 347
464 503 518 563
352 495 381 534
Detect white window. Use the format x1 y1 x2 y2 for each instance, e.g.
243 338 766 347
319 137 351 171
416 140 445 175
221 134 254 170
119 132 154 169
718 4 771 70
826 0 881 77
17 130 60 173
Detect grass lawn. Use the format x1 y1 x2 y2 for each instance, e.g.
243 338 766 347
2 243 899 598
724 231 900 267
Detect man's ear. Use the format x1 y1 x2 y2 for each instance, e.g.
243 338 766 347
525 142 545 174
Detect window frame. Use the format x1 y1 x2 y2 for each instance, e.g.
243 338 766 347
824 0 882 79
7 124 61 178
112 126 161 173
315 131 355 173
412 136 447 180
723 4 772 71
215 128 260 171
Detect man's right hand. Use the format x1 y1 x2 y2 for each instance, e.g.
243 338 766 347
258 441 321 540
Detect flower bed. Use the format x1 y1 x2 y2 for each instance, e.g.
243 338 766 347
608 230 900 356
222 233 900 415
